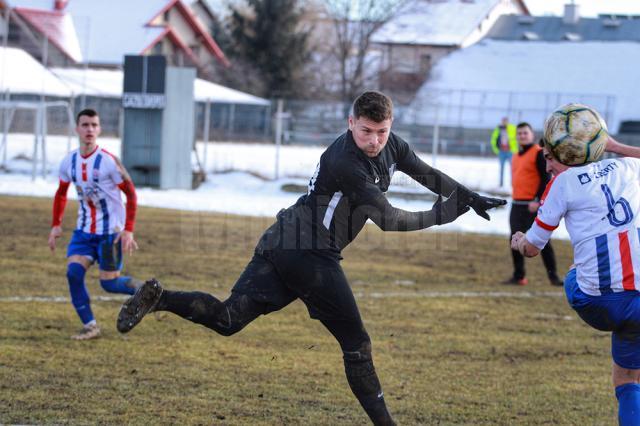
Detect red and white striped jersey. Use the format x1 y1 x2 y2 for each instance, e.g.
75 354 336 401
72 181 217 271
58 146 126 235
526 157 640 296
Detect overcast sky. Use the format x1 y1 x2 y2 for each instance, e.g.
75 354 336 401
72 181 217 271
525 0 640 17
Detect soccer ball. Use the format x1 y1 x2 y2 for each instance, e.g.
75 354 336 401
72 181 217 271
543 103 609 166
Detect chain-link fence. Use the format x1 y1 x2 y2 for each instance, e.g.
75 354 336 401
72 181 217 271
274 88 635 156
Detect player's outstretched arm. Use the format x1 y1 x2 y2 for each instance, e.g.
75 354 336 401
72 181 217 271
366 191 469 231
49 179 70 252
397 146 506 220
606 136 640 159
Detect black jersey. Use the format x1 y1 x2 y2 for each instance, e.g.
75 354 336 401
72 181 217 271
256 130 468 254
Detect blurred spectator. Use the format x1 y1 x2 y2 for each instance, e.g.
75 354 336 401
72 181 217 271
490 116 518 188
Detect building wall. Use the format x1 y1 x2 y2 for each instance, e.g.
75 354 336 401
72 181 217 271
6 15 74 67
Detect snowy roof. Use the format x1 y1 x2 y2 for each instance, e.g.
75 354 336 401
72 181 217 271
0 46 72 96
487 14 640 42
194 78 270 105
7 0 228 66
373 0 509 46
51 67 269 105
11 6 82 62
410 40 640 132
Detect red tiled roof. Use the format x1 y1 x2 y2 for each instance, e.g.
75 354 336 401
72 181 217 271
147 0 229 67
142 26 200 66
14 7 81 62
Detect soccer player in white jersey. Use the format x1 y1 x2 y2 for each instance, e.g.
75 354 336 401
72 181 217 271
48 109 141 340
512 137 640 426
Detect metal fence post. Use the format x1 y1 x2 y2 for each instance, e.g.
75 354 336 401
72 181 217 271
432 104 440 167
274 99 283 180
203 99 211 173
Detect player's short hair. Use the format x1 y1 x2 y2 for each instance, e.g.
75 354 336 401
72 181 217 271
352 91 393 122
516 122 533 130
76 108 99 124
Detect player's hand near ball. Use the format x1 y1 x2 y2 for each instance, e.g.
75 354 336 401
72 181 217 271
605 136 640 159
48 226 63 252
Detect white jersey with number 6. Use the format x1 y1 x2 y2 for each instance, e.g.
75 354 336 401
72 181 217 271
526 157 640 296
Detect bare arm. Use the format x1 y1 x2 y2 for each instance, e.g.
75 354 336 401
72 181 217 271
606 136 640 159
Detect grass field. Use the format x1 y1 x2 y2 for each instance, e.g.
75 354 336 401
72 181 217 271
0 195 618 425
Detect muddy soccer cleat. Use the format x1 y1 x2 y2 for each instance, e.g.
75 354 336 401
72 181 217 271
117 278 163 333
71 323 101 340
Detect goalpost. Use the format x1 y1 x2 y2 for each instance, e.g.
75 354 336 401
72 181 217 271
0 97 75 180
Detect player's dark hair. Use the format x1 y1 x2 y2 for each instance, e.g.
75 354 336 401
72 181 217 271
76 108 99 124
516 122 532 130
352 91 393 122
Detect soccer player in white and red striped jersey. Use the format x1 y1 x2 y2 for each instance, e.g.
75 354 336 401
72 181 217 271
512 137 640 426
48 109 141 340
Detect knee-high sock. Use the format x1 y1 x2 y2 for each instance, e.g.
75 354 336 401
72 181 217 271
67 263 94 325
155 291 263 336
617 383 640 426
321 319 395 426
100 276 139 295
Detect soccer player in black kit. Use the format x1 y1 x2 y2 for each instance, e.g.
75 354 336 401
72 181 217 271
118 91 506 425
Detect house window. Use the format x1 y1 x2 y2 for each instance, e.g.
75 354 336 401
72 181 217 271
164 10 170 23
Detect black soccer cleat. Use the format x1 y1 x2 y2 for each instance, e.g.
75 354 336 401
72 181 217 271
117 278 163 333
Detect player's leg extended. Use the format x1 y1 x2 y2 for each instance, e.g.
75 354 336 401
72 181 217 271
67 255 94 325
613 363 640 426
567 270 640 426
539 241 561 284
118 252 295 335
509 204 526 281
611 292 640 426
66 230 99 327
273 250 395 425
98 233 141 295
322 319 395 426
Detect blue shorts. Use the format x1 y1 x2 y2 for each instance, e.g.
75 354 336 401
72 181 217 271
66 230 123 272
565 268 640 369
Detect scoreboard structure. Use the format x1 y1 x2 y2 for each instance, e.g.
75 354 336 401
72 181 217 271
121 55 195 189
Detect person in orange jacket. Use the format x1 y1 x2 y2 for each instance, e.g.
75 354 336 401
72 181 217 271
503 122 561 286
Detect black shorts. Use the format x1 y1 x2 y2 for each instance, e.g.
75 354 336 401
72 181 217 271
231 248 362 322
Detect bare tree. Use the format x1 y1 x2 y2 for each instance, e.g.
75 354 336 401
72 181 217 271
325 0 405 104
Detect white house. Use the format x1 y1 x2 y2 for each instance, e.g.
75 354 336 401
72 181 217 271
371 0 529 94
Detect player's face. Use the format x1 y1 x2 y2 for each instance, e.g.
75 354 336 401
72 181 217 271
543 147 569 176
516 126 534 146
76 115 101 148
348 115 392 158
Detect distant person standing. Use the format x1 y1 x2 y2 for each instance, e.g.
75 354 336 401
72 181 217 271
503 123 561 286
48 108 142 340
490 116 518 188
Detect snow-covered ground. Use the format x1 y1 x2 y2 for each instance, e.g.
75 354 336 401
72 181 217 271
0 133 569 239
